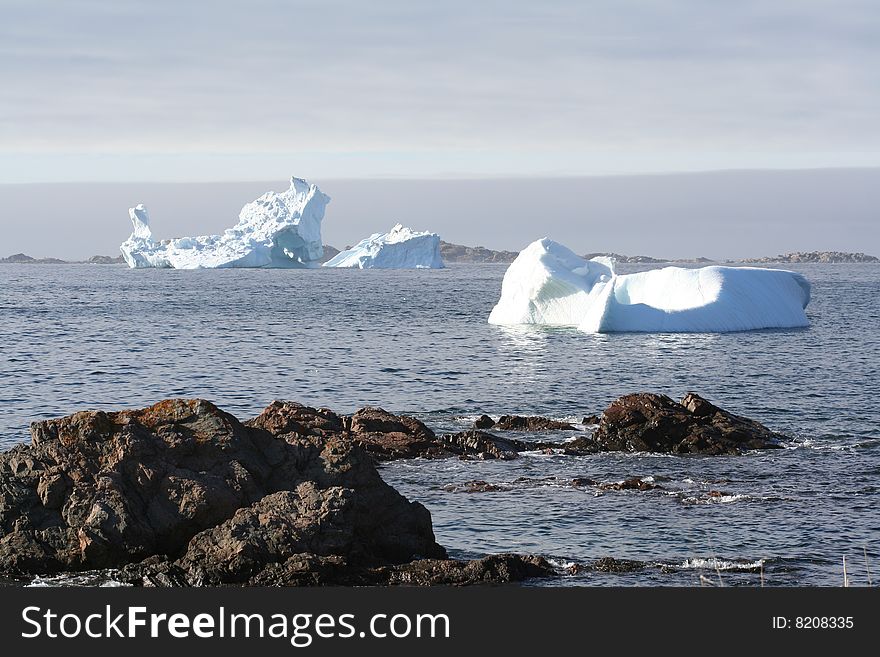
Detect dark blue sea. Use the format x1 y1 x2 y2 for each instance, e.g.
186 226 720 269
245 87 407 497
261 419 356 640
1 262 878 586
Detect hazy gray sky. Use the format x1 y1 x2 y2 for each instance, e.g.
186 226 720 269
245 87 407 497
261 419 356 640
2 170 878 260
1 0 880 182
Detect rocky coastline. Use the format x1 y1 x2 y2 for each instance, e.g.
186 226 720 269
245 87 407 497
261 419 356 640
439 241 520 263
740 251 879 264
0 393 788 586
0 253 125 265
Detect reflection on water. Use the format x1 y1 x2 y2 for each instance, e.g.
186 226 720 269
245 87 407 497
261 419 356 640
638 331 722 352
493 325 550 381
494 324 551 354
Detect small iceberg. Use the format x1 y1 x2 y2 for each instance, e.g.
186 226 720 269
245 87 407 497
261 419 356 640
488 238 811 333
323 223 444 269
120 177 329 269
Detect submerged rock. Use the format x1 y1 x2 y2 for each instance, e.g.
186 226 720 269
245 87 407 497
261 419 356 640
440 480 512 493
438 431 522 460
440 475 661 496
595 392 786 454
492 415 577 431
591 557 646 573
597 477 661 492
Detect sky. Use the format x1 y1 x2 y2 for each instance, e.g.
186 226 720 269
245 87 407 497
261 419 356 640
3 170 879 260
0 1 878 256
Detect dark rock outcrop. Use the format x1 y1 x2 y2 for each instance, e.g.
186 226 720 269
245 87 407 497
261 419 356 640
120 552 556 587
437 431 598 460
591 557 645 573
246 400 345 437
0 399 562 587
555 436 600 455
0 392 789 585
474 414 495 429
440 475 661 495
332 395 784 459
0 399 443 576
441 480 511 493
597 477 660 492
243 404 587 462
375 554 555 585
176 485 359 585
245 404 584 462
347 407 441 460
491 415 576 431
594 392 786 454
438 431 522 460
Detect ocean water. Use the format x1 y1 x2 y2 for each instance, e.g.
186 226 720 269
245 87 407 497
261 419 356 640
0 262 878 586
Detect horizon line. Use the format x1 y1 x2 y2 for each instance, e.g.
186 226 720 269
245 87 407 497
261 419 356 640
3 164 880 187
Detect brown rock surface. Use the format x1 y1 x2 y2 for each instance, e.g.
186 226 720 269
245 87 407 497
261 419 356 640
595 392 785 454
493 415 577 431
347 407 441 460
0 399 443 575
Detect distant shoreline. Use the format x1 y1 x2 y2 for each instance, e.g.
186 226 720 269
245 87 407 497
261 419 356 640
2 246 878 266
0 253 126 265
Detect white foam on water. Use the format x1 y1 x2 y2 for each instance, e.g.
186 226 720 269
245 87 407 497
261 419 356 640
27 572 130 587
675 557 766 571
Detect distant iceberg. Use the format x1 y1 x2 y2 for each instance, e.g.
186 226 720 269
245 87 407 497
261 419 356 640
323 224 444 269
488 238 811 333
120 177 329 269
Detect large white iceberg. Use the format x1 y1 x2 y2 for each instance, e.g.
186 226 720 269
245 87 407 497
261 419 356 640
488 239 811 333
323 223 444 269
120 177 329 268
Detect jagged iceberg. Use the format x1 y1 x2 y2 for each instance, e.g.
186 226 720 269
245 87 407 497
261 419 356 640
488 239 811 333
120 177 329 268
323 223 444 269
